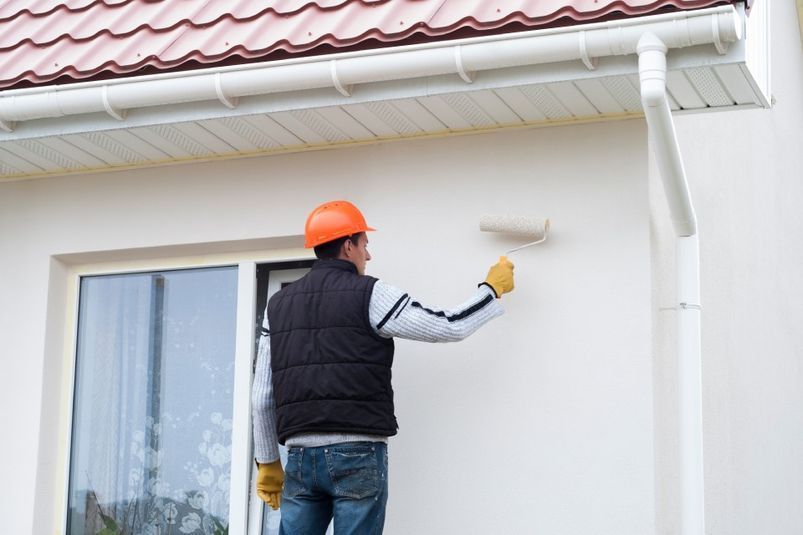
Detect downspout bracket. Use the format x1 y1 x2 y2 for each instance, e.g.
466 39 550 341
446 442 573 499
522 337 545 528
579 31 598 70
455 46 476 83
712 15 728 54
215 73 239 109
330 60 353 97
102 86 127 121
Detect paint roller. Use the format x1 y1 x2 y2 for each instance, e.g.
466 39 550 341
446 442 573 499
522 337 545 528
479 214 551 262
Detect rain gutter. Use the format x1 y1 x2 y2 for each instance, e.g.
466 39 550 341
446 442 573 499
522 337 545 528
0 6 741 132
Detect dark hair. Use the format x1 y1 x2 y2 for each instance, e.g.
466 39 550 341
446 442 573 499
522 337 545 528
313 232 364 259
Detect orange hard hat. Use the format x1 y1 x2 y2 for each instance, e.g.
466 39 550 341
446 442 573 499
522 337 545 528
304 200 376 248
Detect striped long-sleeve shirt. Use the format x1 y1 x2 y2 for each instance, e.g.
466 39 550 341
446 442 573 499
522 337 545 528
251 280 504 463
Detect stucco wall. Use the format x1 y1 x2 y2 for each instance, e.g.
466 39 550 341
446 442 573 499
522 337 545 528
651 2 803 534
0 120 654 534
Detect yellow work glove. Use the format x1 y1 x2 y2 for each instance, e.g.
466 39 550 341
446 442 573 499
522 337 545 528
256 460 284 510
484 256 515 298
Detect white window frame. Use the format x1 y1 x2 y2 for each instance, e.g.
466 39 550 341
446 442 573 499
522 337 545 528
247 267 311 535
56 250 312 535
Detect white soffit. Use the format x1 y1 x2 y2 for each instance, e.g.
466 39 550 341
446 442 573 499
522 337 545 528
0 5 769 181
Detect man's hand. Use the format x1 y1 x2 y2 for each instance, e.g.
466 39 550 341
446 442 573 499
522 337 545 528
484 256 515 297
256 460 284 510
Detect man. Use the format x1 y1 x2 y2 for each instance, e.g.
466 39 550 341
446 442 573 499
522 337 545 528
252 200 514 534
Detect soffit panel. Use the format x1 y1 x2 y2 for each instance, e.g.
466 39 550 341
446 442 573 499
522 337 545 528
0 58 763 181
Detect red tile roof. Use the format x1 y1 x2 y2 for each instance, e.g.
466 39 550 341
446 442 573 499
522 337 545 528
0 0 739 90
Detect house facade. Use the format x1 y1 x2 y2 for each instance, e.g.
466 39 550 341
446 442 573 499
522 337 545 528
0 1 801 534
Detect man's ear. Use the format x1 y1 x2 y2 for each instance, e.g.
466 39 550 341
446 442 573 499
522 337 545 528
340 238 353 259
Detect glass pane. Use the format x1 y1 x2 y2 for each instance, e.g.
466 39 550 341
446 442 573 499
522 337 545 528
67 266 238 535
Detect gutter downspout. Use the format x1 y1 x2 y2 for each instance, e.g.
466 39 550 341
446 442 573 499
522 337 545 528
0 6 741 130
637 29 726 535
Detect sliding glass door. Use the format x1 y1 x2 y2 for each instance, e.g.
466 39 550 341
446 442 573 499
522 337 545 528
66 260 319 535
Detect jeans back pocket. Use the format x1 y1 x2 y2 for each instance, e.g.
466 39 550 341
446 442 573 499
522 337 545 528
326 445 380 500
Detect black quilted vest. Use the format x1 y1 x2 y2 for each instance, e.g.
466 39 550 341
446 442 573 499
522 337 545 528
268 259 397 444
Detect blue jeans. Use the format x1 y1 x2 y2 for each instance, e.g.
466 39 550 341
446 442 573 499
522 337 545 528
280 442 388 535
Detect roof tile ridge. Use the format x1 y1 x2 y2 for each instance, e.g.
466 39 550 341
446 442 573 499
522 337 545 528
243 0 731 48
0 0 217 52
151 22 488 70
0 0 135 24
0 0 395 50
0 23 204 53
0 56 153 88
423 0 732 33
27 27 421 81
253 0 390 18
139 1 398 66
158 0 732 64
568 0 735 18
192 0 394 25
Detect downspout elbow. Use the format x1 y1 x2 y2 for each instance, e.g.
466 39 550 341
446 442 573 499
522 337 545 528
637 33 669 108
637 32 698 237
640 78 667 109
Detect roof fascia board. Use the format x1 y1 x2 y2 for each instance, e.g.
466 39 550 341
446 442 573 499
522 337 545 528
0 6 741 130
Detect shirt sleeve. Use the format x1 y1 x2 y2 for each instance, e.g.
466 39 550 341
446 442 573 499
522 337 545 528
251 313 281 464
369 279 504 342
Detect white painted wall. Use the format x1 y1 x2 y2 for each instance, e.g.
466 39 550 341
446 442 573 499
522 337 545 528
651 2 803 534
0 120 654 534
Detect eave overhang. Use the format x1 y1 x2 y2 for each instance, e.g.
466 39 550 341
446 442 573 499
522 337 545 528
0 4 770 181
